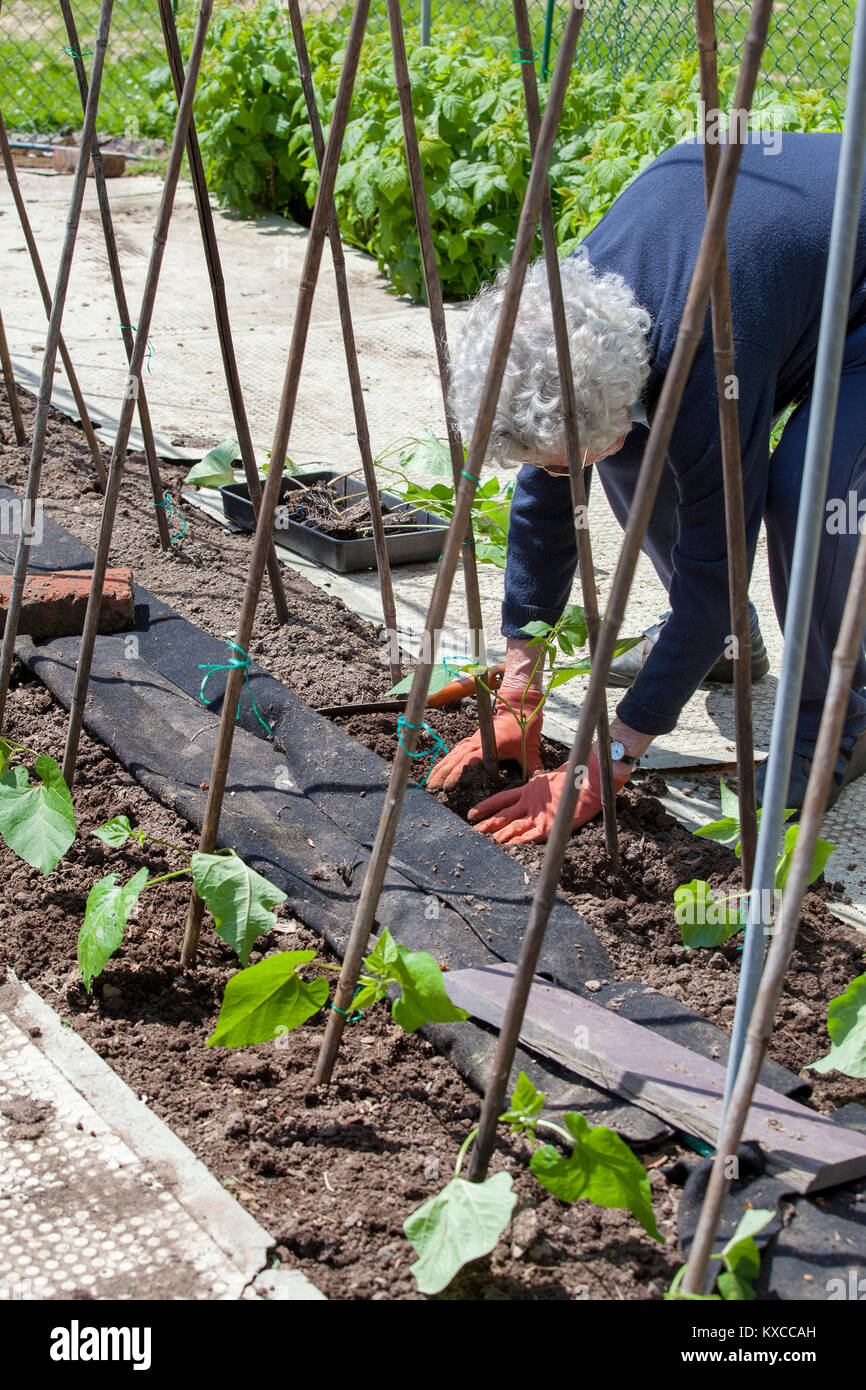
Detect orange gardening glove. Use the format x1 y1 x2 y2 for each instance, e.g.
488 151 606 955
467 748 632 845
426 683 545 791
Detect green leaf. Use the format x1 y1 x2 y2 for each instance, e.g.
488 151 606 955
548 662 592 688
0 738 13 776
694 816 741 845
500 1070 545 1136
183 440 241 489
394 429 454 477
520 620 554 641
530 1112 661 1240
715 1208 775 1300
404 1173 516 1294
78 867 148 992
808 973 866 1077
664 1264 721 1301
0 754 76 875
191 851 287 965
774 822 835 891
93 815 134 848
384 665 454 699
474 541 507 569
719 776 740 820
363 927 468 1033
675 879 743 948
208 952 329 1047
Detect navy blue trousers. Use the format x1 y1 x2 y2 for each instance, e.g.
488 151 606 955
595 317 866 741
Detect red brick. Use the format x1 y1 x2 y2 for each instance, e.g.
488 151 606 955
0 568 134 639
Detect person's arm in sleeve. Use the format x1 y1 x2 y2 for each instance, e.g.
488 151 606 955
616 338 777 737
501 464 579 638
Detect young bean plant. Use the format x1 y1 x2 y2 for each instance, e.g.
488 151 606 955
456 606 640 783
83 817 469 1047
665 1207 775 1301
404 1070 661 1295
673 778 835 949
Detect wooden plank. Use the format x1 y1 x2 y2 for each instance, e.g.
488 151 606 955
444 964 866 1194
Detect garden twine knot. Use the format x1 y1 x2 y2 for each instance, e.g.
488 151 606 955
154 490 186 544
198 640 272 736
397 715 448 788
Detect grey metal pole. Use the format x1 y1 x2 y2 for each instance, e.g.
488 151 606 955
722 0 866 1118
421 0 432 46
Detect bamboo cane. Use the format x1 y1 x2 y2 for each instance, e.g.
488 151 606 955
512 0 620 870
287 0 400 681
466 0 776 1183
0 0 115 734
386 0 497 770
683 523 866 1294
0 107 106 487
156 0 291 624
179 0 373 970
58 0 171 550
313 1 590 1086
60 0 215 785
0 301 25 444
694 0 757 885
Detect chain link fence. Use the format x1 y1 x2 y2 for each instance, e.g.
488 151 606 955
0 0 854 137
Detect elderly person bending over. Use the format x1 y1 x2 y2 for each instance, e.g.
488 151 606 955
428 132 866 845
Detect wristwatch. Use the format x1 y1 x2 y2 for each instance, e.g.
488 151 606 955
609 740 640 767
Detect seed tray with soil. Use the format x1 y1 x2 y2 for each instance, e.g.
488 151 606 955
220 470 447 572
1 384 864 1298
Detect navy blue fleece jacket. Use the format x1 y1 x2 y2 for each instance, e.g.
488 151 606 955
501 133 866 735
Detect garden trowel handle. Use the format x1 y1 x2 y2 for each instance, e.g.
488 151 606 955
426 662 506 708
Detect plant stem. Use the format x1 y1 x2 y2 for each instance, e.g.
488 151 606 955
454 1127 479 1178
0 737 39 758
142 834 192 860
143 867 193 888
535 1117 574 1147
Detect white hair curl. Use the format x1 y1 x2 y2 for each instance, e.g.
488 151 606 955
448 250 652 462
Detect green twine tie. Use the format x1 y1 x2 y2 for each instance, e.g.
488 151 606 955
513 47 536 64
154 490 186 544
198 640 272 736
330 986 364 1024
459 473 478 544
397 715 448 788
119 323 153 374
62 45 93 59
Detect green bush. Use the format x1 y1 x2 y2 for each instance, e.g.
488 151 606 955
183 1 843 301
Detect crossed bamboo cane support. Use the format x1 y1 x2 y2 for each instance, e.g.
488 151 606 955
0 0 115 734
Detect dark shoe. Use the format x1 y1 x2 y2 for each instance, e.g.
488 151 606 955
606 609 771 689
705 624 770 684
755 726 866 811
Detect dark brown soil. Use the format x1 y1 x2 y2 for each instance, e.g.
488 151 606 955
1 384 864 1300
278 480 429 541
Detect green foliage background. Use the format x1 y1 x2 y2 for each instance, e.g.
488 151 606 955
153 1 842 301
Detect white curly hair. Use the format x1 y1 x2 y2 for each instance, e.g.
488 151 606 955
448 250 652 463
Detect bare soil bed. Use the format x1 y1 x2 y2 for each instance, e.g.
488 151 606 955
1 386 864 1300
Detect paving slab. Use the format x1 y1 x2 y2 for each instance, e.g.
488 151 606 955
0 971 325 1302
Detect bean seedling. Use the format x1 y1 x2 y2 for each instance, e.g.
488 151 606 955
674 778 835 948
404 1070 661 1295
666 1207 775 1300
459 606 640 782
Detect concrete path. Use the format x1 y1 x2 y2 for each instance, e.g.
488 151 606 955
0 971 324 1301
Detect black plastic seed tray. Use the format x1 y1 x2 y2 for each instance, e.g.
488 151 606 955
220 469 447 573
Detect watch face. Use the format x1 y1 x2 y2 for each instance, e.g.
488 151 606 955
610 740 626 762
